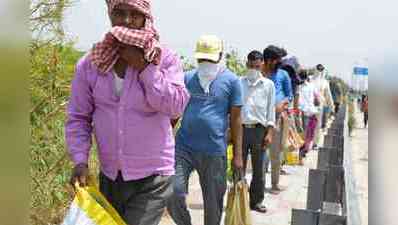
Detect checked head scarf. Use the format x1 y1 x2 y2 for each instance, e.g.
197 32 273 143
90 0 161 74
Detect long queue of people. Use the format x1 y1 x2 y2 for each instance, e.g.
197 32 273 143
65 1 338 225
166 35 337 223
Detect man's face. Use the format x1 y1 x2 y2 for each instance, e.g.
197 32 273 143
110 4 146 29
317 65 325 72
262 58 279 74
247 59 263 70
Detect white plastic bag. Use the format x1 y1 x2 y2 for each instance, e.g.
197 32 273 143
62 181 126 225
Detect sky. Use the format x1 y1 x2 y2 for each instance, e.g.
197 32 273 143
63 0 397 85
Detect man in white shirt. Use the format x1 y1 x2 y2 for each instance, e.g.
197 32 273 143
241 50 276 213
311 64 334 148
297 70 320 164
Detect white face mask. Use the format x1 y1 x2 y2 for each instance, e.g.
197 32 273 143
314 70 325 78
196 61 220 93
311 72 320 81
197 62 219 79
246 69 262 83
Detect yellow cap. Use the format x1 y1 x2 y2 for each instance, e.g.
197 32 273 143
194 35 223 62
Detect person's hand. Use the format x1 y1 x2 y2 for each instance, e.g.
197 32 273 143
232 154 244 170
70 163 89 188
276 100 289 113
119 44 149 72
232 155 244 182
262 133 273 148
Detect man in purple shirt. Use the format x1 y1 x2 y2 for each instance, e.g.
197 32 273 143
65 1 190 224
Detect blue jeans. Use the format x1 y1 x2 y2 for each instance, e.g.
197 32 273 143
263 149 270 176
167 150 227 225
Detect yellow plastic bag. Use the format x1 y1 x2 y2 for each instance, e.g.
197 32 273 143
285 151 299 165
61 180 127 225
227 145 234 182
225 181 252 225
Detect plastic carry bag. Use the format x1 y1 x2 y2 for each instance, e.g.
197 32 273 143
226 145 234 182
286 127 305 151
225 174 252 225
61 180 127 225
285 151 299 165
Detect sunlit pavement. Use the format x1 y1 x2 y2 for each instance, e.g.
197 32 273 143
350 107 368 225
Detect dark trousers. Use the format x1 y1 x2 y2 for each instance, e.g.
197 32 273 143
364 112 368 127
99 172 173 225
322 106 329 129
242 125 267 207
166 150 227 225
335 102 340 114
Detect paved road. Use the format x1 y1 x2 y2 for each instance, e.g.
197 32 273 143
350 107 369 225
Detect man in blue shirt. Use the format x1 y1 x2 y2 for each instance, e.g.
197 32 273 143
261 45 293 194
167 35 243 225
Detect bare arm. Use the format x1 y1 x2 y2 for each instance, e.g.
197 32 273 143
230 106 243 170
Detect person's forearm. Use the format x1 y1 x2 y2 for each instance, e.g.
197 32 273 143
231 124 242 157
231 112 243 159
265 126 274 139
